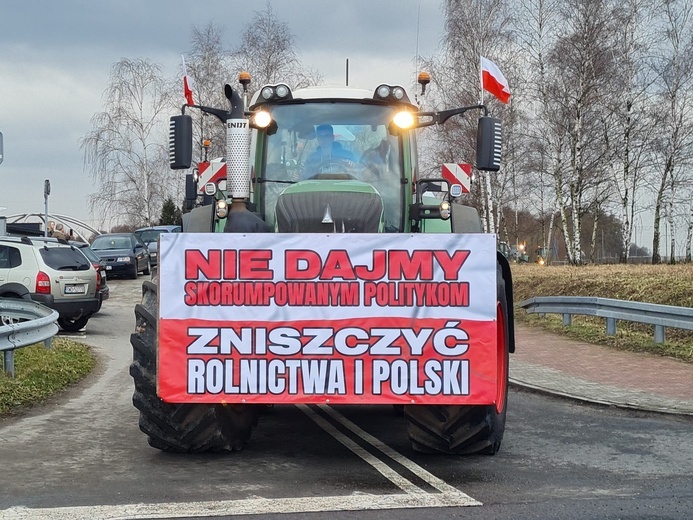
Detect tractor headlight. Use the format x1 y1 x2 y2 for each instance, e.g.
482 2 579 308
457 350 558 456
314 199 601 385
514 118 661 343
393 111 415 129
374 84 411 103
275 84 290 98
216 199 229 219
440 201 451 220
261 86 274 100
254 84 293 105
377 85 391 98
252 110 273 128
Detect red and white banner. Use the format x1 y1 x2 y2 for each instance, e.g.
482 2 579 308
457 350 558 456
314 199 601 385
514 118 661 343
481 56 511 104
157 233 498 405
442 163 471 193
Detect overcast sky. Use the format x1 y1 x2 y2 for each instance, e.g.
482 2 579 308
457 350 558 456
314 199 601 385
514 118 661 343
0 0 444 230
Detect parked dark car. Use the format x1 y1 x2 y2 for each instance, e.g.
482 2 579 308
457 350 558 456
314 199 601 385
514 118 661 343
90 233 151 279
134 225 181 268
71 241 109 312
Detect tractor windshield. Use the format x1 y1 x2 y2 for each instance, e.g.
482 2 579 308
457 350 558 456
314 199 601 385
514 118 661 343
258 102 404 232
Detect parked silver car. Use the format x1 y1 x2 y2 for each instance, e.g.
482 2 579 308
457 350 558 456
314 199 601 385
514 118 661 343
0 236 100 331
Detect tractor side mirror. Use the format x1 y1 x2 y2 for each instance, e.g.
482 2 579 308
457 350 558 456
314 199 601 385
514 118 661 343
476 116 501 172
169 115 193 170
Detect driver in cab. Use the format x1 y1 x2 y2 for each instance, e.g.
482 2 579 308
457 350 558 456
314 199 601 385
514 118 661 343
300 124 356 179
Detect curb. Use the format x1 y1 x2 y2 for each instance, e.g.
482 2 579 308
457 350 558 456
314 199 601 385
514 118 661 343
509 378 693 418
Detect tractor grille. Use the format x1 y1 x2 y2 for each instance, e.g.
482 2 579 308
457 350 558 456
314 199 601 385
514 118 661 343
276 191 383 233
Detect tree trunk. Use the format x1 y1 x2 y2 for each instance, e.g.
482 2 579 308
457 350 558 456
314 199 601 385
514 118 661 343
685 203 692 263
651 158 671 264
570 183 582 265
667 203 676 264
589 210 599 264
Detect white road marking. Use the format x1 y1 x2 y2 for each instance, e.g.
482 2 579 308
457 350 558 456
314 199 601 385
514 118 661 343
317 404 468 496
1 405 480 519
0 493 478 520
299 405 479 504
297 404 423 494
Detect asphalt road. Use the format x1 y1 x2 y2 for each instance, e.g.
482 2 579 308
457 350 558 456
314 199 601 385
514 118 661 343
0 276 691 520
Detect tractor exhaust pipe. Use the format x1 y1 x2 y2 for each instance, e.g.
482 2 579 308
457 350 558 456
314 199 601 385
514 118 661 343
224 84 252 202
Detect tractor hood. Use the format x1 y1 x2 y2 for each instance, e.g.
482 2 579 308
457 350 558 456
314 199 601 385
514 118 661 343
275 180 384 233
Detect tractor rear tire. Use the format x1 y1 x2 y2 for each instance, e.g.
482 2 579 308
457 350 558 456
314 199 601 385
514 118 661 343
404 264 509 455
129 277 259 452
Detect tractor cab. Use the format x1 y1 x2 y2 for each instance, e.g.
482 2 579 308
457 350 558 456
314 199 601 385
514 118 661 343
171 77 501 237
251 87 414 233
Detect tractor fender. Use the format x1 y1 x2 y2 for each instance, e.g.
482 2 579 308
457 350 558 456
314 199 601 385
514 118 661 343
496 252 516 353
182 204 214 233
224 207 272 233
451 203 482 233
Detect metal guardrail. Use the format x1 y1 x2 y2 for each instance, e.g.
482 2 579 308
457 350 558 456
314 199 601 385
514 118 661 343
519 296 693 344
0 298 59 377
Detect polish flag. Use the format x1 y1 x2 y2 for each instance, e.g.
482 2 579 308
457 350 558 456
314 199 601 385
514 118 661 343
481 57 511 104
182 55 195 106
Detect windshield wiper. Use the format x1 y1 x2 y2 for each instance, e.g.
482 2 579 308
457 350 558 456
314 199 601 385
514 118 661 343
257 178 295 185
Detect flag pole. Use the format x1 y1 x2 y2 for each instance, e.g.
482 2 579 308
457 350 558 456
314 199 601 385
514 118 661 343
479 56 484 105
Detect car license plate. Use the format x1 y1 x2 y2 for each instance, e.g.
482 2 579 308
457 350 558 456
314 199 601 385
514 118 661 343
65 284 86 294
106 265 112 270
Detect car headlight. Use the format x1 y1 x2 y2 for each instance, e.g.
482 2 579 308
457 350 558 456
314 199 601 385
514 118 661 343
117 256 131 262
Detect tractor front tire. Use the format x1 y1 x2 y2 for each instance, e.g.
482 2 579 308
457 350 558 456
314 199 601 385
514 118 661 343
129 277 258 452
404 264 510 455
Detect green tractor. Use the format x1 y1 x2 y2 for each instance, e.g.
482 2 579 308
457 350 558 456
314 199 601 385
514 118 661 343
130 74 515 455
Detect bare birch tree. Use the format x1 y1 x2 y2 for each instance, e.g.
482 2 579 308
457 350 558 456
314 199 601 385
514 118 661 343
600 0 660 263
82 58 173 228
183 8 321 166
230 2 321 96
649 0 693 264
426 0 514 234
184 23 234 163
542 0 616 264
513 0 562 262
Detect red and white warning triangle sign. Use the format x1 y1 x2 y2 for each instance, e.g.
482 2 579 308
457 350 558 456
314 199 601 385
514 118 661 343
441 163 471 194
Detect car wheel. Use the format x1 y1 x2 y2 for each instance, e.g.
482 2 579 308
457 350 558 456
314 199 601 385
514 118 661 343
0 292 32 325
129 265 138 279
143 260 151 276
58 316 90 332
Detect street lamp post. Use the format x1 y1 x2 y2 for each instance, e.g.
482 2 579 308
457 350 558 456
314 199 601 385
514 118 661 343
44 180 50 237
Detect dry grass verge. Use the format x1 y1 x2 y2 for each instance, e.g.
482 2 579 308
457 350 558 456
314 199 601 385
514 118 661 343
511 263 693 363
